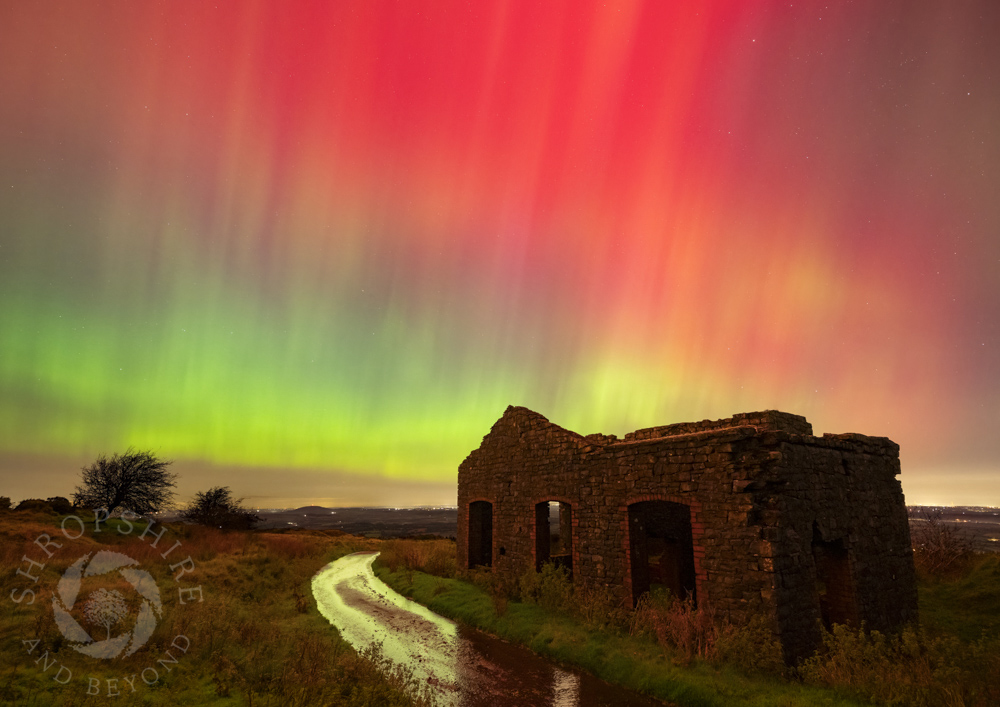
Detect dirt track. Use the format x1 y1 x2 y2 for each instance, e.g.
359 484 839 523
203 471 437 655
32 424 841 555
312 552 666 706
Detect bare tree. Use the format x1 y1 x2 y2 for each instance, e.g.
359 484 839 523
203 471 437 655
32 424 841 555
73 448 176 514
909 507 974 576
181 486 260 530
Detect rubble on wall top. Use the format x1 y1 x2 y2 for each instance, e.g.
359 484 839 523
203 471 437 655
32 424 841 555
497 406 815 446
623 410 813 442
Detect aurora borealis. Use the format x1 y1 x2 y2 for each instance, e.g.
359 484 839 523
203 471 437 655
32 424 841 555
1 1 998 507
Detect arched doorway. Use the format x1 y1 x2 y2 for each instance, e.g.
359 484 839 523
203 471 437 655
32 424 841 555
468 501 493 568
628 500 696 605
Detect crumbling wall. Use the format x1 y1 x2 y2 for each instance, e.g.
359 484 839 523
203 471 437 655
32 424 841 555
759 432 918 661
456 406 917 663
457 407 587 580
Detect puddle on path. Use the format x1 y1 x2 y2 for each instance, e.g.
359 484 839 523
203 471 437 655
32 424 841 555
312 552 667 707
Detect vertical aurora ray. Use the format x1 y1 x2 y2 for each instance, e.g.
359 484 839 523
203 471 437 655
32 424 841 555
1 1 998 505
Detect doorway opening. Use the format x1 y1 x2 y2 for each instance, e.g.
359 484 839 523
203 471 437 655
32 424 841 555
812 526 857 629
468 501 493 568
628 500 696 605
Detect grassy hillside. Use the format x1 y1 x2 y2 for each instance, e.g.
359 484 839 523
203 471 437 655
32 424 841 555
918 554 1000 641
5 508 996 707
0 510 422 706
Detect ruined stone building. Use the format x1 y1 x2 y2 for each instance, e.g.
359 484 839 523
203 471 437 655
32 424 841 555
456 406 918 661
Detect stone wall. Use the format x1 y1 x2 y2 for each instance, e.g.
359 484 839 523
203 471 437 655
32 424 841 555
623 409 814 441
456 406 918 662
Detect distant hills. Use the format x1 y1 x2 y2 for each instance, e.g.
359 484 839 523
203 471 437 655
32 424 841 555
145 503 1000 549
256 506 457 537
294 506 338 514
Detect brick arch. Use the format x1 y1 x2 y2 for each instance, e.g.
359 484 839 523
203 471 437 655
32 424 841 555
528 496 579 574
620 494 707 605
529 495 577 505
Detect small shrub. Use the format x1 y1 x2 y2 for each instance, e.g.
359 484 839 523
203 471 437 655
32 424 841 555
910 508 974 578
14 498 53 513
799 622 1000 706
629 589 782 670
181 486 260 530
291 588 310 613
714 614 786 675
377 540 405 572
46 496 74 514
378 538 457 578
465 566 519 615
572 582 632 632
650 594 719 664
0 496 11 511
518 562 573 612
628 589 670 639
422 542 458 578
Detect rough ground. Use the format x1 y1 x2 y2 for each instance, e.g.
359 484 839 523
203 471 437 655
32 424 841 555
312 552 666 707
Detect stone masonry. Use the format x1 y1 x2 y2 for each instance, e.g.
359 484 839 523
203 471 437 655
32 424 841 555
456 406 918 662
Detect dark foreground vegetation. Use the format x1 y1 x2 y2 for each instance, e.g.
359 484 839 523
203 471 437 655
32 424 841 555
0 505 427 706
373 528 1000 707
2 500 997 706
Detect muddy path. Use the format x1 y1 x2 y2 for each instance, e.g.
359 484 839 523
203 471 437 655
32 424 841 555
312 552 668 707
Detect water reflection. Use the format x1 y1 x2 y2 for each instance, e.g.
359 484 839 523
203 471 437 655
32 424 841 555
312 552 664 707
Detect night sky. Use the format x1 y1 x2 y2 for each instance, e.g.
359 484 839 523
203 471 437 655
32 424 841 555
1 1 998 508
